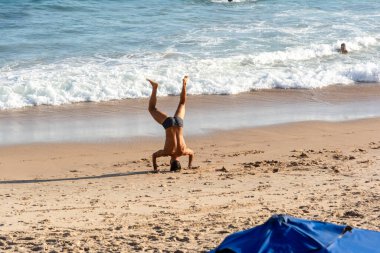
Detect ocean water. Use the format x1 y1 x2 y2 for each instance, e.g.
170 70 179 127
1 0 379 110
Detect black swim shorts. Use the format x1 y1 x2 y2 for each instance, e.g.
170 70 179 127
162 116 183 129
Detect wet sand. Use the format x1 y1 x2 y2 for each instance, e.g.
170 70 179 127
1 84 380 146
1 117 380 252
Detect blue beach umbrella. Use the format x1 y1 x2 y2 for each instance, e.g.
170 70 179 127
209 214 380 253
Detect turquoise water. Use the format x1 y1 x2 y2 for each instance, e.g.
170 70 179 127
1 0 380 109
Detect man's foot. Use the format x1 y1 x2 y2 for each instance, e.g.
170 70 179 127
182 76 189 86
147 79 158 89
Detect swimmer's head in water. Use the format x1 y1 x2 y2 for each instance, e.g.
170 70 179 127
340 43 348 54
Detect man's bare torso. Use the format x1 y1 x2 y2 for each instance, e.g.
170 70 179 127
163 126 187 156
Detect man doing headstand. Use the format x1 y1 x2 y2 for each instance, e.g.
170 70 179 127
147 76 194 172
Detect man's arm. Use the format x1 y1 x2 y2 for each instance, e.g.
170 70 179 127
184 148 194 169
152 150 168 171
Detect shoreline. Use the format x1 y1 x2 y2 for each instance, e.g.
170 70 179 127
1 83 380 146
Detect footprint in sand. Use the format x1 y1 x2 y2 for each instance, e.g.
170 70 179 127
369 141 380 149
353 148 367 153
342 210 364 218
215 167 228 172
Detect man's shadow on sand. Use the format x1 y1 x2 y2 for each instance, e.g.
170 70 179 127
0 170 158 184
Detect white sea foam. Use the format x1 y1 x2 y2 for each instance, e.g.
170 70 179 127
240 37 378 66
0 37 379 110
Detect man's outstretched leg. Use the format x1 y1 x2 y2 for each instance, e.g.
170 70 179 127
147 79 168 124
174 76 188 119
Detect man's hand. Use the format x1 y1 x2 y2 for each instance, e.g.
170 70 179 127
188 154 193 169
152 153 158 171
152 152 161 172
152 150 168 172
184 148 194 169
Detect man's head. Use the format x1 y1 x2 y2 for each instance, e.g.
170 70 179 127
340 43 347 54
170 159 181 172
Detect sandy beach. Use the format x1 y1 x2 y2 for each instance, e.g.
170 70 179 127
1 115 380 252
2 0 380 251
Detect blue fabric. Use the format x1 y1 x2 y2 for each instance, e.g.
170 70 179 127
209 215 380 253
